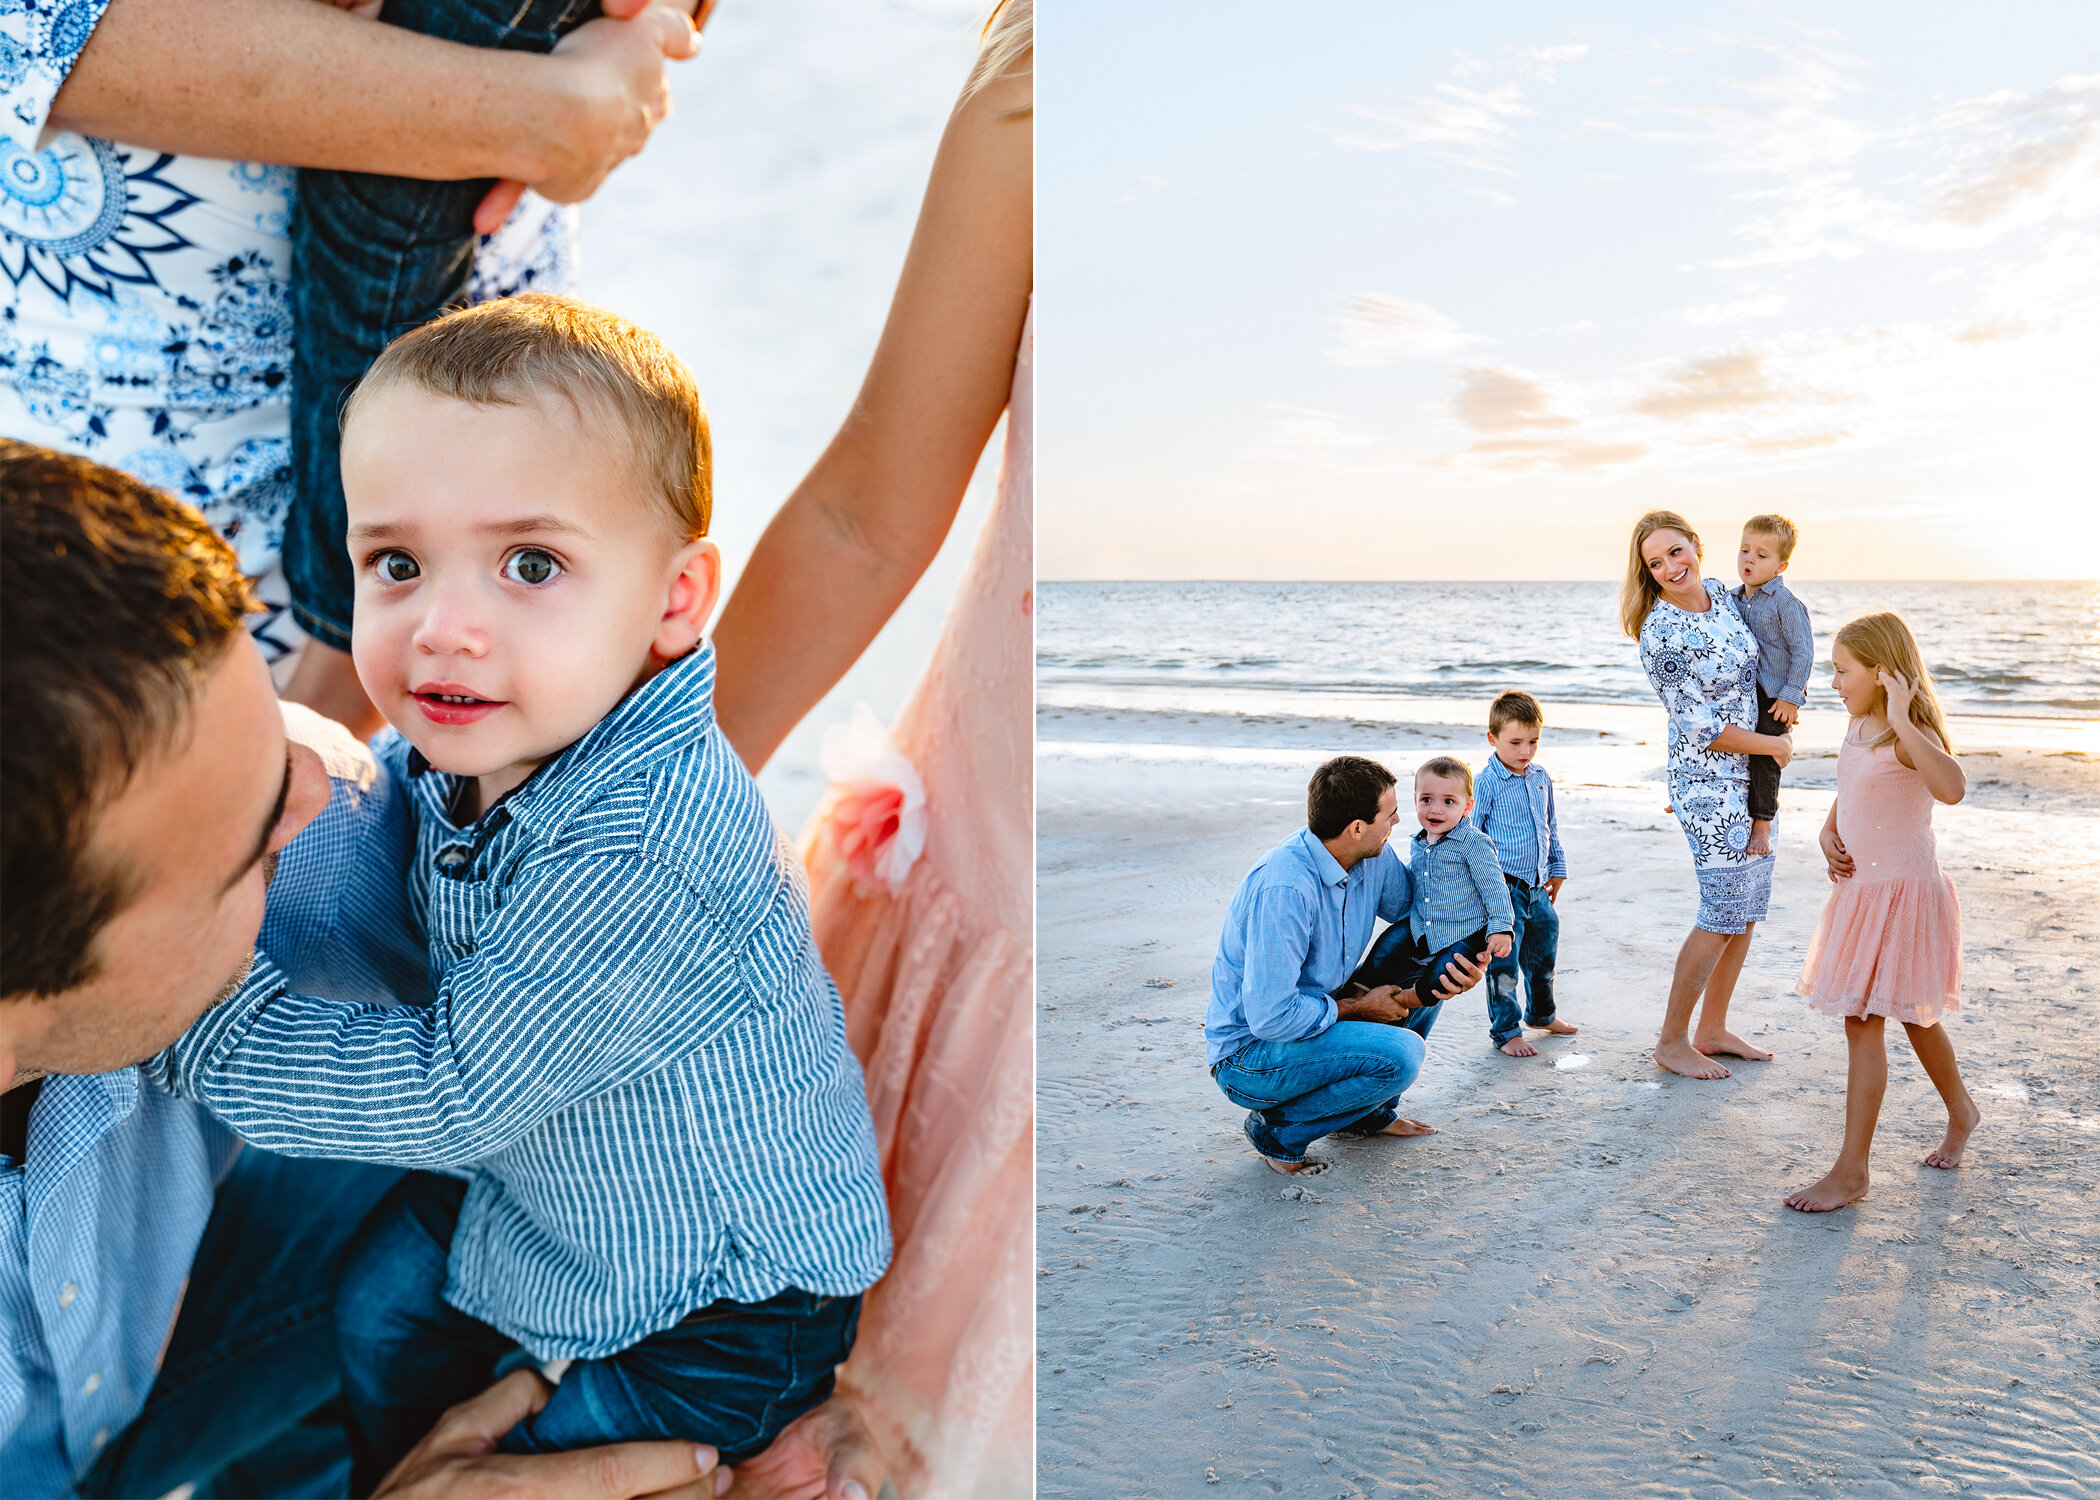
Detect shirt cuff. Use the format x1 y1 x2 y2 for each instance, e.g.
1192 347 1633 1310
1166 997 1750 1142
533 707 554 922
1304 994 1339 1040
165 952 290 1095
1 0 114 152
1547 861 1568 880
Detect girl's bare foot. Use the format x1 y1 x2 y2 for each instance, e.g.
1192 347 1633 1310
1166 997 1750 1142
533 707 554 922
1785 1165 1868 1212
1694 1027 1774 1061
1655 1038 1730 1079
1536 1018 1579 1035
1378 1117 1437 1137
1499 1036 1538 1057
1925 1101 1981 1169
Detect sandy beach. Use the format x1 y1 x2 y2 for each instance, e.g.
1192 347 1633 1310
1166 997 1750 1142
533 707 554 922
1036 697 2100 1497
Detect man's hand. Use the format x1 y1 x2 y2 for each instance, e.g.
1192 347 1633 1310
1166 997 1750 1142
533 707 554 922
1544 876 1565 904
1336 985 1416 1025
725 1392 884 1500
373 1368 727 1499
1486 932 1513 961
1819 822 1854 883
1771 698 1800 727
1427 950 1488 1001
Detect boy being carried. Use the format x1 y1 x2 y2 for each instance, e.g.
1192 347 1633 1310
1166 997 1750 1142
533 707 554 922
152 295 891 1490
1733 513 1815 857
1474 691 1579 1057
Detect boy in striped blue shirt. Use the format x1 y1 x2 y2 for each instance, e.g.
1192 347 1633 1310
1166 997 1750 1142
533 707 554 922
152 296 891 1488
1474 691 1581 1057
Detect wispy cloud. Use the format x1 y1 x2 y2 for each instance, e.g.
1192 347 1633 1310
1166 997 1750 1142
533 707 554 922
1330 82 1533 174
1451 366 1576 433
1681 295 1789 326
1631 350 1795 418
1512 43 1590 84
1327 293 1486 368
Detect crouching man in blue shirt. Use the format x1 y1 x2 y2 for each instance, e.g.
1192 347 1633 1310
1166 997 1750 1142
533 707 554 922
1206 756 1488 1177
0 446 869 1500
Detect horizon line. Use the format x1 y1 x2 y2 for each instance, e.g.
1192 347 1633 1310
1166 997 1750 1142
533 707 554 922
1036 577 2100 586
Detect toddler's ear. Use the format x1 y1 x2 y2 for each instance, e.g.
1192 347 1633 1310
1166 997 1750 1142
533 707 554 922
654 539 723 660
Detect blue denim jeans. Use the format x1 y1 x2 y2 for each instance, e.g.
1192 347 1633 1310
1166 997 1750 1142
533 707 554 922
77 1147 403 1500
1486 876 1560 1046
1212 1021 1429 1162
336 1172 861 1493
285 0 601 647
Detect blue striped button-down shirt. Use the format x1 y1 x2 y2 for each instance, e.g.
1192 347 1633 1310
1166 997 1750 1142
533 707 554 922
3 705 425 1497
1471 756 1567 887
1408 821 1517 953
1730 575 1815 707
1206 829 1415 1068
150 646 893 1361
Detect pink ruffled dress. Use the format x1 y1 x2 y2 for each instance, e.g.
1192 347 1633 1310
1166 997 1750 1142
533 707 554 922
1796 721 1962 1024
800 310 1033 1497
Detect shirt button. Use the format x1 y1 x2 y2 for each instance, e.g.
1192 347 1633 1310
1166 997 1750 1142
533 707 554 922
91 1427 109 1449
82 1371 101 1395
436 847 470 869
58 1282 78 1309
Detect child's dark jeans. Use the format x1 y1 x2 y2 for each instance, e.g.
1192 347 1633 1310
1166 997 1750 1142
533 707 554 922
1345 922 1495 1038
1747 685 1789 823
335 1171 860 1496
286 0 602 649
1486 875 1558 1047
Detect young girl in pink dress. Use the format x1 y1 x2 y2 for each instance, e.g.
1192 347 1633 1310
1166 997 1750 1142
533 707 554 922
1785 612 1980 1213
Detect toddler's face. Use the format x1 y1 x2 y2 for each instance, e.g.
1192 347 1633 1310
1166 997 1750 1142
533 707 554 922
1414 772 1472 837
343 385 718 805
1488 722 1541 773
1737 531 1786 590
1830 642 1881 719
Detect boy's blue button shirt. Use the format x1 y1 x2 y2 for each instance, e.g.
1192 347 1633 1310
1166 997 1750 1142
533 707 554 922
1729 574 1815 707
1472 757 1567 887
1408 820 1517 953
1207 829 1415 1068
150 646 893 1362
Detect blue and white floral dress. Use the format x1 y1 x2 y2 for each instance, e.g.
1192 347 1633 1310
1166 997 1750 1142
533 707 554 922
1638 577 1773 934
1 1 575 664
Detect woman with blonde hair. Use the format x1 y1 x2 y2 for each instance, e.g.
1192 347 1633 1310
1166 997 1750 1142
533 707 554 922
1624 510 1797 1080
714 5 1033 1495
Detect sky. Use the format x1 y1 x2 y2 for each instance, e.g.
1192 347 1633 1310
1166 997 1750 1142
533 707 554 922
1040 1 2100 581
576 0 996 825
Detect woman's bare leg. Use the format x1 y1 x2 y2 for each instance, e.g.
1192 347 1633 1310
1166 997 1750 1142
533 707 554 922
1692 923 1775 1061
1903 1020 1981 1168
1657 927 1733 1079
1786 1015 1884 1211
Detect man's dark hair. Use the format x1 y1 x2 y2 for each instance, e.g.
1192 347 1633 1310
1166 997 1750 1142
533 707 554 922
1 442 256 999
1307 756 1397 840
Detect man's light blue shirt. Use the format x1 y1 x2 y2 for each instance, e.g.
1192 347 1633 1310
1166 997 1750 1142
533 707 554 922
1472 755 1567 887
1206 829 1415 1068
1730 574 1815 707
0 706 424 1497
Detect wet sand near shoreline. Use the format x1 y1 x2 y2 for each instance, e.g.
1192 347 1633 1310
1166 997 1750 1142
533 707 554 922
1036 704 2100 1498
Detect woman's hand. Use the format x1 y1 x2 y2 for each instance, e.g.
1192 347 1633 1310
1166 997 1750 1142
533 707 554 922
725 1393 885 1500
1819 819 1854 883
529 4 700 203
1768 732 1794 769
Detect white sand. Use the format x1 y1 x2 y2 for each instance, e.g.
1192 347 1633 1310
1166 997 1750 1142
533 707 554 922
1036 699 2100 1497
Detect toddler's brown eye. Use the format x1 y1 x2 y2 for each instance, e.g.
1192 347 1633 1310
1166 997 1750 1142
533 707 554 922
504 548 561 586
379 552 419 583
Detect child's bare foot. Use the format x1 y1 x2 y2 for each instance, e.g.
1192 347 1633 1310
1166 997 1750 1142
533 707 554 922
1655 1038 1730 1079
1534 1018 1579 1036
1924 1101 1981 1169
1748 820 1772 857
1694 1027 1774 1061
1369 1117 1436 1137
1785 1165 1868 1212
1499 1036 1538 1057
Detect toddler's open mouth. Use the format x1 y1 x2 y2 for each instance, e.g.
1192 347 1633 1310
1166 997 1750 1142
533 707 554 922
413 687 506 726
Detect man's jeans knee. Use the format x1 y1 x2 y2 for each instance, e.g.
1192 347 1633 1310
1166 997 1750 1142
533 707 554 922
1212 1021 1425 1159
1487 877 1559 1045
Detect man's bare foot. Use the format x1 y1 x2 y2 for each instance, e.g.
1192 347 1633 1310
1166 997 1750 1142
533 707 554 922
1748 821 1773 857
1655 1038 1730 1079
1785 1165 1868 1212
1924 1101 1981 1169
1378 1117 1437 1136
1499 1036 1538 1057
1262 1154 1318 1175
1693 1028 1774 1061
1534 1018 1579 1036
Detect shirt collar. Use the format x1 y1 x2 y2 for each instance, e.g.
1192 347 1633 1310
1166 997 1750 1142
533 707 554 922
1735 574 1789 600
407 644 719 841
1484 755 1523 782
1296 826 1351 888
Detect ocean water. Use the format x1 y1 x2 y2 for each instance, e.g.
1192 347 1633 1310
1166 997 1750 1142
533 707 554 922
1037 580 2100 720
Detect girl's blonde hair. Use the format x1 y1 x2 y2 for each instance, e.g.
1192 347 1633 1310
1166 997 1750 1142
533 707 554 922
963 0 1032 106
1833 611 1954 753
1620 509 1701 640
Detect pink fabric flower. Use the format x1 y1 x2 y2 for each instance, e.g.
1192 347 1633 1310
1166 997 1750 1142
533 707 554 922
820 704 926 894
